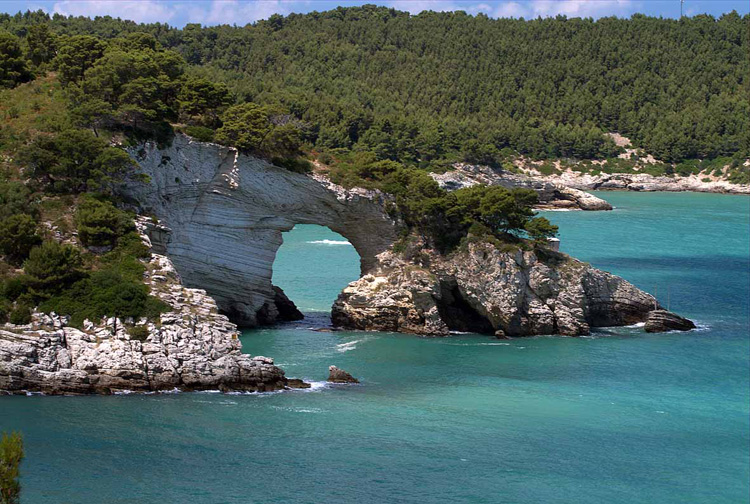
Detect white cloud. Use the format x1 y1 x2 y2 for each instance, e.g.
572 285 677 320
493 1 527 17
387 0 460 14
53 0 178 23
528 0 634 18
188 0 301 25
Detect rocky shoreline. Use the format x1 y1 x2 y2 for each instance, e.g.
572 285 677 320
1 136 699 395
544 171 750 195
332 240 685 337
431 163 749 215
431 164 614 211
0 234 292 395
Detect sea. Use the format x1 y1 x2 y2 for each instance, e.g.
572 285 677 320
2 191 748 503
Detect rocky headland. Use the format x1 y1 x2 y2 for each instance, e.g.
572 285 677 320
1 135 696 395
543 170 750 195
0 229 290 395
332 239 664 337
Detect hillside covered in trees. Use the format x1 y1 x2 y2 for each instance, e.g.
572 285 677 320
2 6 748 166
0 6 747 326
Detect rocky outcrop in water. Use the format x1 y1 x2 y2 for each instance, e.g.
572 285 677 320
332 241 683 337
0 246 290 395
122 135 397 327
328 366 359 383
644 310 696 333
430 164 613 211
119 136 689 339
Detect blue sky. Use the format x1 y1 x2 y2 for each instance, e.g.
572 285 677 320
2 0 747 26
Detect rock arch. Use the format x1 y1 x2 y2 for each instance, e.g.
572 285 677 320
122 135 398 326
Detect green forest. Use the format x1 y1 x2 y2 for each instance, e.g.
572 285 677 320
0 6 747 325
3 6 748 165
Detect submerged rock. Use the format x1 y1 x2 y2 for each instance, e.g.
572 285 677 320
644 310 696 333
327 366 359 383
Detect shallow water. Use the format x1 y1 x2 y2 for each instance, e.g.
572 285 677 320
2 192 748 503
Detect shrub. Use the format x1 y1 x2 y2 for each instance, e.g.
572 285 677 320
271 156 312 174
0 298 10 323
40 270 169 328
1 276 27 302
184 125 215 143
0 214 41 265
23 241 84 296
0 181 37 221
0 431 24 504
75 195 134 248
9 302 32 325
127 325 150 341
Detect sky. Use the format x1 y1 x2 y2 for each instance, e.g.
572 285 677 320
1 0 747 26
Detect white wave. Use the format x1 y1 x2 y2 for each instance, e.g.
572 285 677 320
625 322 646 328
306 239 352 246
272 406 323 413
336 340 360 352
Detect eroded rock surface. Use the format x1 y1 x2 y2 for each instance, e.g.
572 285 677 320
0 251 288 395
122 135 397 327
332 243 666 337
328 366 359 383
644 310 697 333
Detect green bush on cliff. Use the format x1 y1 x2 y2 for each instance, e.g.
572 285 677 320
23 241 84 296
75 195 134 248
0 214 41 265
40 269 168 328
20 129 135 194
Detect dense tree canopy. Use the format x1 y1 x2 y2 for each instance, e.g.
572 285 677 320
0 30 31 88
3 6 745 163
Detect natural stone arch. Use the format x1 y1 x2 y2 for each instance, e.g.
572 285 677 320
122 135 398 326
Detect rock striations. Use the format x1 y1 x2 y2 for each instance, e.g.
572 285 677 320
122 134 397 327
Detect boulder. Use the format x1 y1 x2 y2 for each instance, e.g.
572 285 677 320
644 310 696 333
327 366 359 384
286 378 312 389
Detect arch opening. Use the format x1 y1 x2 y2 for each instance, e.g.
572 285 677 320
272 224 361 322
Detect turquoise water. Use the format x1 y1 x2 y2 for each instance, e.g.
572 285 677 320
2 192 748 503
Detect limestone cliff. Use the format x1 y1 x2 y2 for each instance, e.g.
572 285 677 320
332 241 661 337
0 247 287 395
121 134 398 327
120 135 687 337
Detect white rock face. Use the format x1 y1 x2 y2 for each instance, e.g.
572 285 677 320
332 243 664 337
0 251 288 395
122 135 398 326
